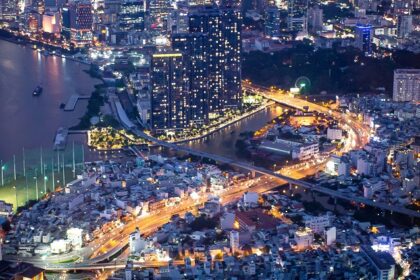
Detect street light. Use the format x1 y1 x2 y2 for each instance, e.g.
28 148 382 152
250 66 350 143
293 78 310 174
34 176 39 200
44 176 48 194
1 162 4 186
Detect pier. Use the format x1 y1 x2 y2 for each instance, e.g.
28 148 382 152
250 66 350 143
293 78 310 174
64 95 89 111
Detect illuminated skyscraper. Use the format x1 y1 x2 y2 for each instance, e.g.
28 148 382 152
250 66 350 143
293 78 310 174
42 11 61 34
265 6 281 38
354 24 372 55
149 0 171 23
308 5 323 33
119 0 146 32
393 69 420 102
221 7 242 111
68 1 93 47
172 33 209 125
393 0 413 14
189 5 242 117
168 5 189 34
0 0 17 20
61 5 71 39
150 52 189 132
397 14 413 39
287 0 308 32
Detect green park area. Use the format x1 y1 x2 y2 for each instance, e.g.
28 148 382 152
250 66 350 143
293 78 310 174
242 43 420 94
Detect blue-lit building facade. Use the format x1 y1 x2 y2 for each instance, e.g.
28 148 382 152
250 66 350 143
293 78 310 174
119 0 146 32
287 0 308 31
355 24 373 55
265 6 281 38
61 6 71 39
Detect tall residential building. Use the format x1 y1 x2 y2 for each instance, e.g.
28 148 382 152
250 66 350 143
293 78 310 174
397 14 413 39
61 5 71 39
354 0 378 12
362 246 396 280
230 230 239 253
393 0 413 14
265 6 281 38
172 33 209 125
119 0 146 32
189 0 213 5
308 5 323 32
393 69 420 102
189 5 242 117
354 24 372 54
42 11 61 34
44 0 65 10
149 0 171 22
168 6 189 33
287 0 308 32
68 1 93 47
0 0 16 20
221 7 242 111
150 52 189 132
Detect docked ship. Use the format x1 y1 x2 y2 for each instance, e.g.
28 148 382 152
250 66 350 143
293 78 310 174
33 86 43 96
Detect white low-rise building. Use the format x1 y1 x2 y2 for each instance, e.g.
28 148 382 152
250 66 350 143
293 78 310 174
324 227 336 246
327 127 343 140
243 192 259 207
325 155 351 176
129 228 146 254
293 228 314 250
363 179 387 199
292 142 319 161
304 213 332 234
67 228 84 249
220 212 236 230
50 239 71 254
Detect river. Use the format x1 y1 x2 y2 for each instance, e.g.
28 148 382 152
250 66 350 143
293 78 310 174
185 105 284 161
0 40 287 209
153 105 284 162
0 40 98 161
0 39 285 163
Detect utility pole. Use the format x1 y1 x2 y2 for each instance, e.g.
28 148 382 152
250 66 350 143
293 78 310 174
51 157 55 191
72 141 76 178
23 148 26 177
62 154 65 186
34 168 39 200
40 147 43 175
13 155 16 181
1 160 4 186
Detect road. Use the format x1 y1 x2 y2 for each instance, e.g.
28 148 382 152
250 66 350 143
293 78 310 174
19 177 280 271
81 84 417 267
10 83 419 272
127 87 419 219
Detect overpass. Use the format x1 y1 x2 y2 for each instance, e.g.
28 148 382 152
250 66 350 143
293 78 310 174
130 87 420 219
24 260 184 272
12 84 418 272
132 131 420 219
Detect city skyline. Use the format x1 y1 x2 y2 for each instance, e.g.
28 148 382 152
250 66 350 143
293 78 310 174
0 0 419 279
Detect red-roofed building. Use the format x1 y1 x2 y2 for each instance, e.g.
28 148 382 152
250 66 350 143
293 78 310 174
235 209 280 232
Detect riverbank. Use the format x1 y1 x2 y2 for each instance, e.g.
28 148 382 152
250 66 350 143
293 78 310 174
169 101 275 145
0 29 91 65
